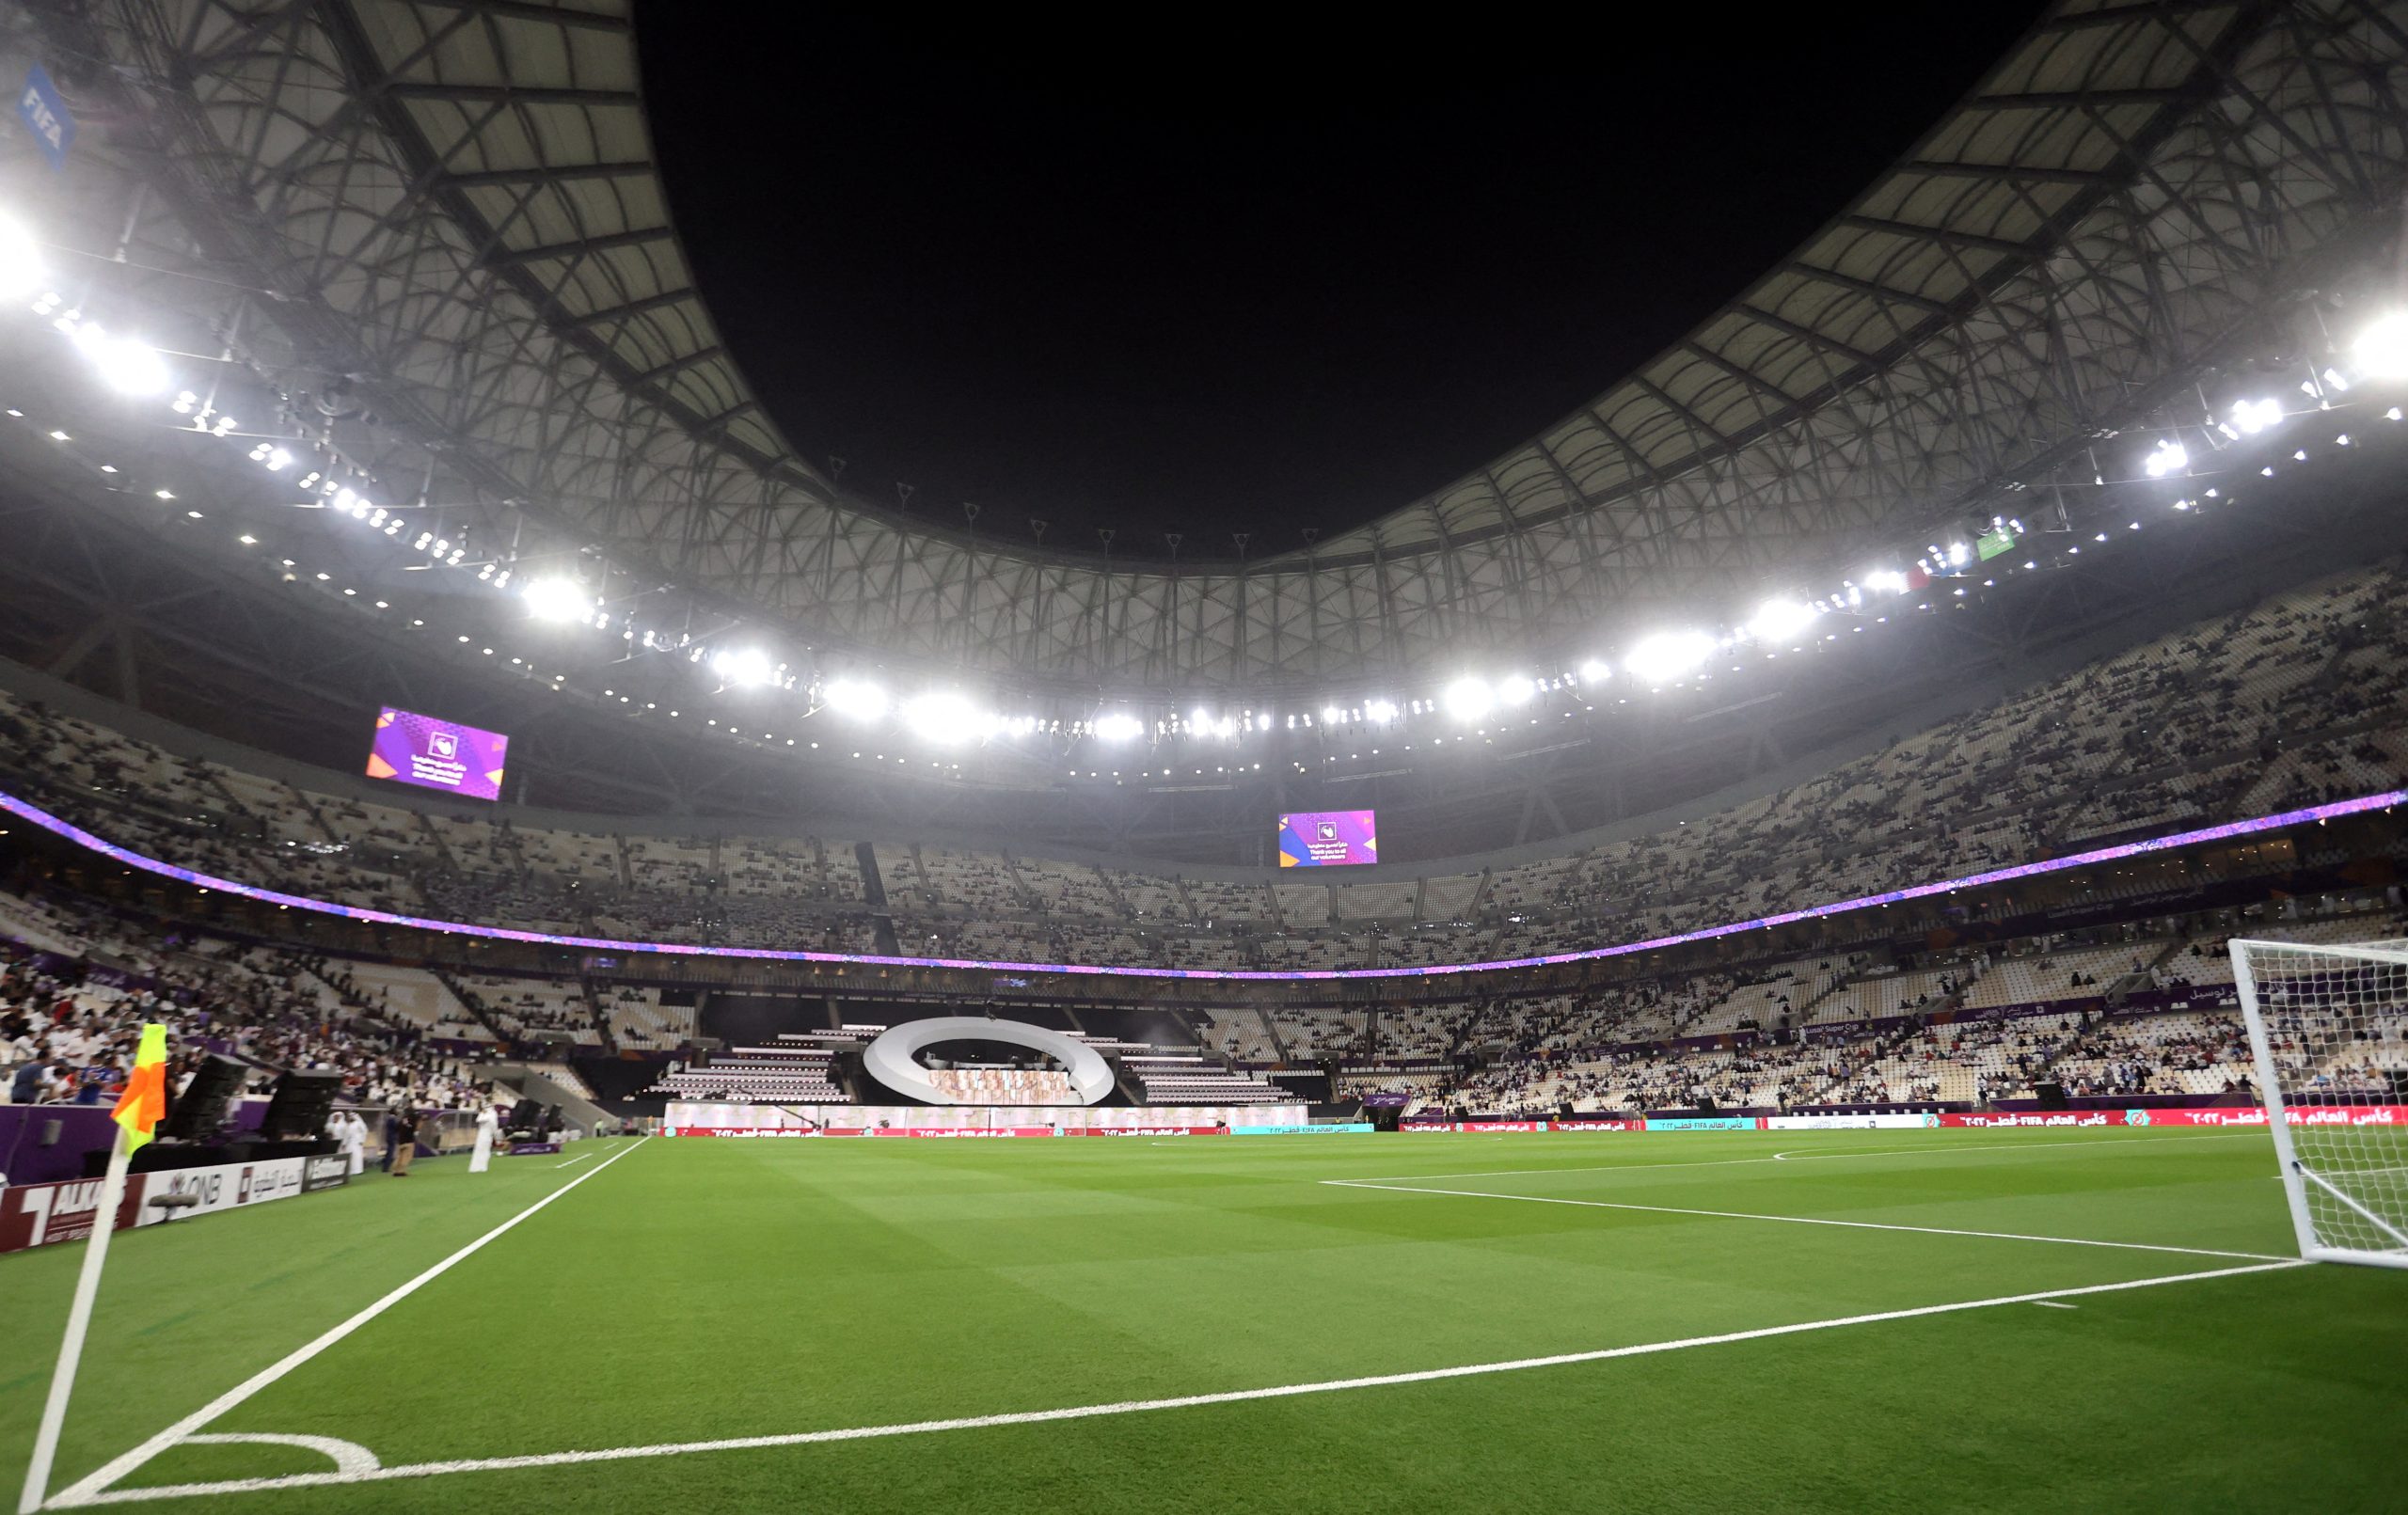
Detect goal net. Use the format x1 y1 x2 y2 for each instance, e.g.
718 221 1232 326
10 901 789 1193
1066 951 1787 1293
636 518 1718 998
2231 936 2408 1269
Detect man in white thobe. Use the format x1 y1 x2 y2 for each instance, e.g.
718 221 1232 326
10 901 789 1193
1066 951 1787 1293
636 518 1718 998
468 1103 499 1173
341 1111 368 1176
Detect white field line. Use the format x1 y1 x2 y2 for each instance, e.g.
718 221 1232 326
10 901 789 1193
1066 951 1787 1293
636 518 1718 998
2030 1302 2081 1310
49 1259 2305 1507
1336 1131 2266 1185
50 1137 654 1508
1320 1178 2292 1262
554 1152 594 1169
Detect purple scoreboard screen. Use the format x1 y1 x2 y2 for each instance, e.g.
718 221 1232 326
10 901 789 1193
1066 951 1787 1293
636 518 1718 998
1278 810 1377 868
365 707 509 802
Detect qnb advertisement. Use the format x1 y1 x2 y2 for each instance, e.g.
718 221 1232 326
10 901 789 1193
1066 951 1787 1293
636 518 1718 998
366 707 510 802
0 1154 348 1256
1277 809 1377 868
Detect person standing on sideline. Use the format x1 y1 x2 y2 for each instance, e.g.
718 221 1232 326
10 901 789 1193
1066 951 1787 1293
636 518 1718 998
388 1104 419 1177
341 1109 367 1176
468 1101 498 1173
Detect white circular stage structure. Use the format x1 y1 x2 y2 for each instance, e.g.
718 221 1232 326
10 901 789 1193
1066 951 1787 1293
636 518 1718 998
861 1018 1116 1106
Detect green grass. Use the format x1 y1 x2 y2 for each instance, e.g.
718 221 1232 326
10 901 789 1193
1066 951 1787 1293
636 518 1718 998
4 1128 2403 1512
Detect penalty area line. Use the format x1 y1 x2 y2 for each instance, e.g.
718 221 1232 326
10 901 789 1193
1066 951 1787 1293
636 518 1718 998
1318 1178 2293 1262
1337 1131 2267 1185
47 1259 2304 1507
47 1137 655 1509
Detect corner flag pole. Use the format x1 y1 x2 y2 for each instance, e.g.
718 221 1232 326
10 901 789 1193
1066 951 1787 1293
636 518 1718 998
18 1124 135 1515
21 1023 168 1515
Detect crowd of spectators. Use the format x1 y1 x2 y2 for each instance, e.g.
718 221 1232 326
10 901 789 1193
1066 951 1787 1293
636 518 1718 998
1 923 497 1118
2 564 2407 975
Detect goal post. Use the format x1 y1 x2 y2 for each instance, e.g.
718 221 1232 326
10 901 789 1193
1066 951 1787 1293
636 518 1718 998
2230 936 2408 1270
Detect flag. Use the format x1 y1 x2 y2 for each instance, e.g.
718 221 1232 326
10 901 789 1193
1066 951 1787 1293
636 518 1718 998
111 1023 169 1155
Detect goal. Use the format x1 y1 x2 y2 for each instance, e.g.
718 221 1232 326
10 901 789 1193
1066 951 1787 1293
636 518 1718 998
2231 936 2408 1269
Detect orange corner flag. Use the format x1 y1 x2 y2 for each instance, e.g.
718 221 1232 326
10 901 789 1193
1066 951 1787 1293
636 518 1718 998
111 1023 169 1155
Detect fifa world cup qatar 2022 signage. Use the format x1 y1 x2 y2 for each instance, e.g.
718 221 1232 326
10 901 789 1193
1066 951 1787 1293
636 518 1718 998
1278 810 1377 867
365 707 510 801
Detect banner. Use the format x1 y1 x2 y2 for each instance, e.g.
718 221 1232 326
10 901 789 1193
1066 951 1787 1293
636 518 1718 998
1550 1119 1645 1131
0 1156 329 1255
0 1176 145 1255
670 1127 863 1138
867 1127 1061 1138
2127 1105 2408 1128
1072 1127 1223 1137
1228 1123 1375 1135
17 64 73 170
1765 1113 1942 1131
1940 1112 2130 1128
300 1154 351 1193
1643 1116 1763 1131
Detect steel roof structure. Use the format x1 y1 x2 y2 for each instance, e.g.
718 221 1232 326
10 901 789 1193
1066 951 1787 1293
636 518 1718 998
10 0 2407 699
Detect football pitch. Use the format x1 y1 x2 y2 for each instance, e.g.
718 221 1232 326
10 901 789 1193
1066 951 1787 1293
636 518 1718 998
5 1128 2403 1513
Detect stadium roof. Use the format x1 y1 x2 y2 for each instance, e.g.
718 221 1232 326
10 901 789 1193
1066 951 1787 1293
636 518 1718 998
15 0 2406 693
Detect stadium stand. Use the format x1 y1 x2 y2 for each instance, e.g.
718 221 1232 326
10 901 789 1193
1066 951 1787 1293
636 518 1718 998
4 560 2408 977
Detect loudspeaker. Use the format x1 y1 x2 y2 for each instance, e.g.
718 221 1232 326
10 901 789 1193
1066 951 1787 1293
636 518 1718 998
159 1054 247 1143
260 1069 345 1143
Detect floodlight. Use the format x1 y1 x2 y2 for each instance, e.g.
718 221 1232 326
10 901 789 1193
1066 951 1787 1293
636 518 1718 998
83 328 171 396
2230 397 2282 434
822 677 887 719
1862 569 1909 595
1364 699 1398 723
1747 599 1818 643
1093 712 1145 742
2142 438 2188 478
1624 630 1715 684
1576 659 1610 684
1498 675 1535 705
901 690 983 743
711 647 776 688
0 216 40 298
2352 311 2408 380
521 577 590 623
1442 676 1493 719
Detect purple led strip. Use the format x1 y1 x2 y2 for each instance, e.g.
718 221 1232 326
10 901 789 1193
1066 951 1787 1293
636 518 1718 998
2 786 2398 982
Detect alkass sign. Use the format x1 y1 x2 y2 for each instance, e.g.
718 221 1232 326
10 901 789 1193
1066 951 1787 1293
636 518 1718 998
0 1176 146 1253
0 1155 336 1256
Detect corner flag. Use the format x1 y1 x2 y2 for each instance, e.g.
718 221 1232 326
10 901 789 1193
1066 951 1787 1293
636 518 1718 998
22 1022 169 1513
111 1023 168 1155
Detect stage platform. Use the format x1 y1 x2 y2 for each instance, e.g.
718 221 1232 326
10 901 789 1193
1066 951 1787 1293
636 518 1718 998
665 1101 1307 1135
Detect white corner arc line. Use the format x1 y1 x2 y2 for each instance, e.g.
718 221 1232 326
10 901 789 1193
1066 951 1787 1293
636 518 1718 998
1317 1179 2293 1262
51 1137 654 1508
175 1437 377 1478
47 1260 2304 1507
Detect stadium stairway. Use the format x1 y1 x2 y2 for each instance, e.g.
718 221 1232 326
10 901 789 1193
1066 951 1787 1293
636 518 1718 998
501 1060 615 1134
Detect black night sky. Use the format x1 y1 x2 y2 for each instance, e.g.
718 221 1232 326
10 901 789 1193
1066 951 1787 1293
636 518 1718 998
636 5 2039 559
